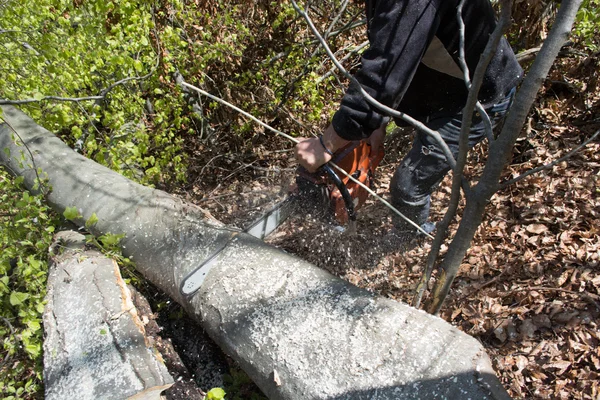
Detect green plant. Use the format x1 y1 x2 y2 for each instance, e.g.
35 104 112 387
0 169 58 399
62 209 141 286
222 366 268 400
574 0 600 50
0 0 192 187
205 387 226 400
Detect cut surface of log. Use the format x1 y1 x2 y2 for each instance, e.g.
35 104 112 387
43 231 173 400
1 105 511 399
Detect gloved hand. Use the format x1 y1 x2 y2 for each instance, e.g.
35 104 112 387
295 124 349 173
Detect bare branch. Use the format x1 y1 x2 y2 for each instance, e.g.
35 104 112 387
322 0 349 40
501 128 600 188
0 70 155 106
317 40 369 83
0 95 104 105
177 74 433 238
425 0 584 315
177 75 299 144
413 0 514 309
456 0 495 143
309 19 366 44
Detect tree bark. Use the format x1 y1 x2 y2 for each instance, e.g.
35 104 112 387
43 230 173 400
0 105 511 399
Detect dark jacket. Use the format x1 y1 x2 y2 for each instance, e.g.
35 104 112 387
331 0 523 140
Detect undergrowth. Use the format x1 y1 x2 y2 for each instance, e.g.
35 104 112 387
0 170 57 399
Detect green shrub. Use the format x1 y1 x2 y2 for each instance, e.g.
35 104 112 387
574 0 600 50
0 169 58 399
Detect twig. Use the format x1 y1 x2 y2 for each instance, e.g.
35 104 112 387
308 19 366 45
277 0 349 107
415 0 513 309
516 43 583 64
177 75 432 237
0 95 104 105
317 40 369 83
500 128 600 188
177 76 299 144
0 117 46 194
322 0 349 41
0 317 15 367
0 71 155 106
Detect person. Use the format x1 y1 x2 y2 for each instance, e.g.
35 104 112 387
295 0 523 237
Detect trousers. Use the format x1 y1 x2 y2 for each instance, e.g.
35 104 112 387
390 88 516 232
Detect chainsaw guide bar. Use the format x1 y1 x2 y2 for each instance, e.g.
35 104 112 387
180 140 384 296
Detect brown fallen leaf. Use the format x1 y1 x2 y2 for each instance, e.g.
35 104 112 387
526 224 549 234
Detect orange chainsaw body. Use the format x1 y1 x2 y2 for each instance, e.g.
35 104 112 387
297 140 385 224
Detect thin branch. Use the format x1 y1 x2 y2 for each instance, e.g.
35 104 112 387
178 75 433 237
504 286 600 309
322 0 349 40
0 317 15 367
0 117 45 193
456 0 495 143
414 0 513 309
308 19 366 45
290 0 457 171
515 43 583 64
178 76 299 144
0 95 104 105
501 128 600 188
317 40 369 83
0 71 155 106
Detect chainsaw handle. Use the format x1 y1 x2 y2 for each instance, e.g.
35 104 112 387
321 164 356 222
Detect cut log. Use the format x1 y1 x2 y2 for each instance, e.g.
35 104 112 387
1 105 511 399
43 230 173 400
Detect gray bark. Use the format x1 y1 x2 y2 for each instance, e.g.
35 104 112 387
43 230 173 400
0 105 511 399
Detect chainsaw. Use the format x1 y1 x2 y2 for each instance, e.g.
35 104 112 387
180 140 384 295
245 139 384 237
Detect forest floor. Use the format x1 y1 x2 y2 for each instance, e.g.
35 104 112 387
160 51 600 399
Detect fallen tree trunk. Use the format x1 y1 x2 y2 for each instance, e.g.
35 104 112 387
0 105 511 399
43 230 173 400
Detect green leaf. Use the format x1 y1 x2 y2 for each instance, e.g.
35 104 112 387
63 206 82 221
206 388 226 400
85 212 99 229
99 233 125 247
133 59 143 73
9 291 30 306
24 342 41 358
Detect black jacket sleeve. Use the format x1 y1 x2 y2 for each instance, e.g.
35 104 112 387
332 0 444 140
